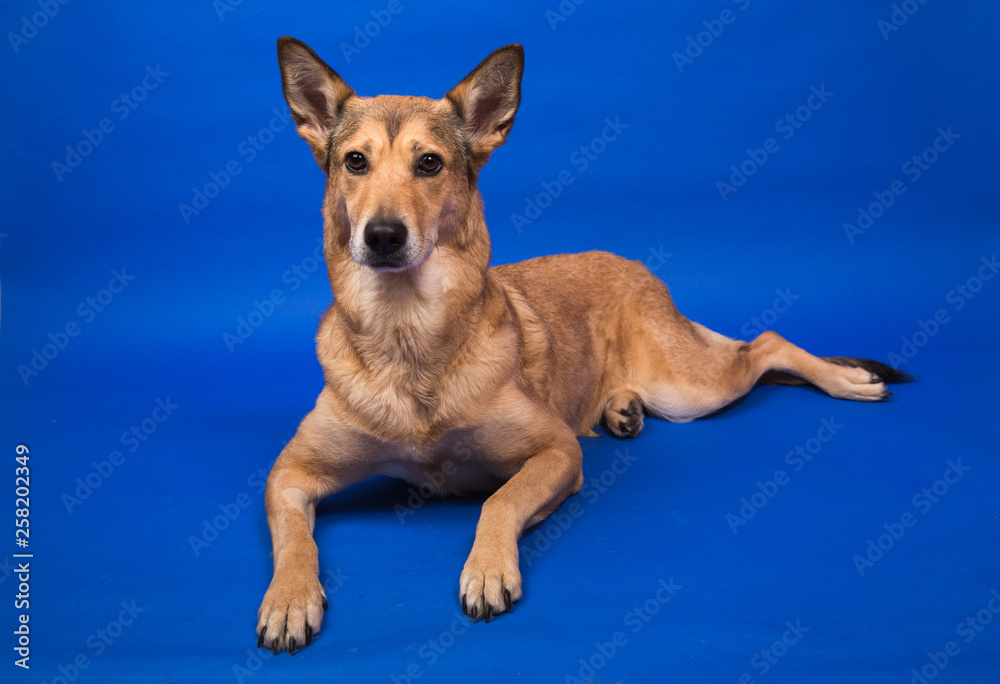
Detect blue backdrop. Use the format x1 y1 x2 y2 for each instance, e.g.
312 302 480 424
2 0 999 682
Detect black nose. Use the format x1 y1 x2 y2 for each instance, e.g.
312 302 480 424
363 219 407 257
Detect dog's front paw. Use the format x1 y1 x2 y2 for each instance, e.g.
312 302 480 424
257 571 327 653
459 544 521 622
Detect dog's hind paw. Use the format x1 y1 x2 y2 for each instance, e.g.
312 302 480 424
822 363 894 402
603 392 644 439
257 571 327 653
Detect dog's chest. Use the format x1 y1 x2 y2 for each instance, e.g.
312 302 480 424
320 301 518 445
325 356 477 445
320 329 451 435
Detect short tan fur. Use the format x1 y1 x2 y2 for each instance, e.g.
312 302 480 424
256 38 912 653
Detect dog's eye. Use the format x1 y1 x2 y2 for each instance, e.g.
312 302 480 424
416 153 443 175
345 152 367 173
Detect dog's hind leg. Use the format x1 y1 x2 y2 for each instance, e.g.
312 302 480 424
636 325 913 423
743 334 915 398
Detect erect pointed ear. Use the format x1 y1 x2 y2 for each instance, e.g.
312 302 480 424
444 44 524 167
277 36 356 171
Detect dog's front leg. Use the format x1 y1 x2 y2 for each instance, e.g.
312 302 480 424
460 390 584 621
256 394 374 653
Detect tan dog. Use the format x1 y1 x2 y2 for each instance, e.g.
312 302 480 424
256 37 911 653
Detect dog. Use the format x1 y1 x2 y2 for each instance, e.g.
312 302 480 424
256 37 912 653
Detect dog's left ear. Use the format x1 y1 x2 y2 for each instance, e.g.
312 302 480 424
445 44 524 167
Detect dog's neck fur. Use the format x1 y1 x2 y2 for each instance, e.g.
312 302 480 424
322 190 499 379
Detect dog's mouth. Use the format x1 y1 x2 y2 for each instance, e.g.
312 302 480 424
354 241 434 273
360 253 413 272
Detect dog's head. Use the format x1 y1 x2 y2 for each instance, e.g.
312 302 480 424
277 37 523 272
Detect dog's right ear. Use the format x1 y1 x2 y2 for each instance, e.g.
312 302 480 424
277 37 355 171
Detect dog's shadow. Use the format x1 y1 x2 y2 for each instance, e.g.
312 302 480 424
254 475 489 570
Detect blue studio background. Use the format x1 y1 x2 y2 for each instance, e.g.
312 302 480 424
1 0 999 682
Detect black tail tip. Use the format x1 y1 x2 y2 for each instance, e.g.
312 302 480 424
823 356 917 384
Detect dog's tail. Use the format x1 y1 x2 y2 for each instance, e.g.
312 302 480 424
761 357 916 387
